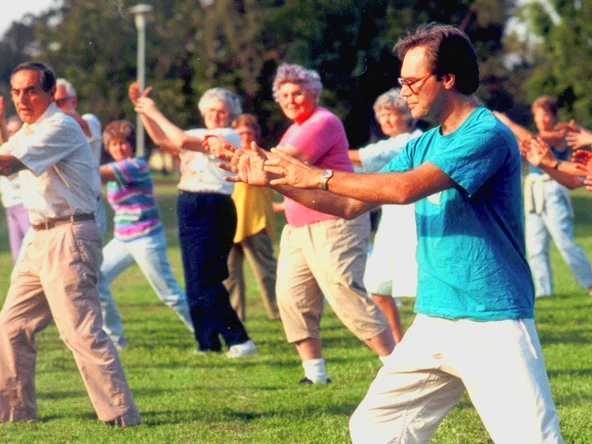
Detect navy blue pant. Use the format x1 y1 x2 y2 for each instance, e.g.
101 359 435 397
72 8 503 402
177 191 250 351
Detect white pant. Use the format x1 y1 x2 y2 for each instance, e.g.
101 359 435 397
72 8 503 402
350 314 563 444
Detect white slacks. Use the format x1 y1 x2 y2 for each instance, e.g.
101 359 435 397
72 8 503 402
350 314 563 443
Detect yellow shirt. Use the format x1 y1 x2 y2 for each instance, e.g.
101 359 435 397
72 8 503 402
231 182 276 244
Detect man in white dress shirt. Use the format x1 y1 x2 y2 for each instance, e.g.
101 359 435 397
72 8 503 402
0 62 141 427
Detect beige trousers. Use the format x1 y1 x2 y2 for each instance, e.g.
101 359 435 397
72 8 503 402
0 221 140 424
225 229 279 321
276 215 387 343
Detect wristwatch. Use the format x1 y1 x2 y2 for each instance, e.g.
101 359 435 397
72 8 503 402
320 169 334 190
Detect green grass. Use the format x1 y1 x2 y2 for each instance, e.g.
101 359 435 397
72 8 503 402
0 185 591 443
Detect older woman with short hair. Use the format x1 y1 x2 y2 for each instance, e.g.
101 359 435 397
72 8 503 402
271 63 394 384
348 88 423 343
131 84 256 357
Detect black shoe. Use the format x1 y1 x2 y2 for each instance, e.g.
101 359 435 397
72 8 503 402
299 377 331 385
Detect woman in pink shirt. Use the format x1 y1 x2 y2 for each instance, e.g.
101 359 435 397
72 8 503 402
271 64 394 384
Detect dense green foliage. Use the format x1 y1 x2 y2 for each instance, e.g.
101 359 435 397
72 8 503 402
0 183 590 443
0 0 514 148
518 1 592 125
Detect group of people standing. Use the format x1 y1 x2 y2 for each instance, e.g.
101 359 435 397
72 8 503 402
0 20 579 443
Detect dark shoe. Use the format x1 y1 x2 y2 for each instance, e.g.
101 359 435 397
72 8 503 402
299 377 331 385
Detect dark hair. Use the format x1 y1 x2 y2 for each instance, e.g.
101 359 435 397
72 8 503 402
11 62 56 93
393 23 479 95
232 113 261 140
103 120 137 155
531 95 558 118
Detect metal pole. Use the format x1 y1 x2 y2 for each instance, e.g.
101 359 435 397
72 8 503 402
130 4 152 158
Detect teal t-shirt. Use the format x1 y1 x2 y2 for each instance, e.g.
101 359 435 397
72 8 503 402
381 107 534 321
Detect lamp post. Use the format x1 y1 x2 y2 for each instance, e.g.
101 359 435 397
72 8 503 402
129 3 153 158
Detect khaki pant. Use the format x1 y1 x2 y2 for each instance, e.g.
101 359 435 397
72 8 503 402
226 229 279 321
276 215 386 343
350 314 564 444
0 221 140 424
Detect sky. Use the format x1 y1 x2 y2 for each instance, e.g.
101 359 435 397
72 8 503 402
0 0 560 41
0 0 60 38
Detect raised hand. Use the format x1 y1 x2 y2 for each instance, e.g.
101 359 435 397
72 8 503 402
203 134 235 158
572 149 592 166
217 141 273 186
555 120 579 133
521 137 557 168
134 96 159 119
129 81 153 106
566 127 592 149
264 148 321 188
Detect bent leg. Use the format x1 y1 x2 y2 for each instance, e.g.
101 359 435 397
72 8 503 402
0 262 52 422
242 231 280 320
99 238 135 349
452 318 564 444
525 211 552 297
350 315 465 444
129 231 193 332
225 243 246 322
41 223 140 424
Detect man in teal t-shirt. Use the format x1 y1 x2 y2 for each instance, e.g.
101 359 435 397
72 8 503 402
221 23 565 444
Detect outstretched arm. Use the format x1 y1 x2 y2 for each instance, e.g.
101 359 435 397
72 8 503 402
493 111 534 142
520 137 584 189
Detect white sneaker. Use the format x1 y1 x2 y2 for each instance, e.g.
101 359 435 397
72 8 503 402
226 340 257 358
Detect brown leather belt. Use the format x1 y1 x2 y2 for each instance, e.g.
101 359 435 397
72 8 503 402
31 213 95 231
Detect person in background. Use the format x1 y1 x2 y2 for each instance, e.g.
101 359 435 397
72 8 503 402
348 88 423 343
54 78 107 237
131 83 256 358
0 103 29 264
260 63 394 384
224 114 280 322
97 120 194 349
495 96 592 297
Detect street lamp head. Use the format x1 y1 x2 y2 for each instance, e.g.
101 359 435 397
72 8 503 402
130 4 153 30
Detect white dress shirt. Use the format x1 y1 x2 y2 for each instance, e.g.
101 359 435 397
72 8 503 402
0 104 101 224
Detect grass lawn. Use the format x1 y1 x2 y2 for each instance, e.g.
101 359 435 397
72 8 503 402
0 182 590 443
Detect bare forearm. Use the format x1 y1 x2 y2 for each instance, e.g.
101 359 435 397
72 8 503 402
0 155 26 176
271 183 374 219
324 164 454 205
539 161 585 189
139 112 172 150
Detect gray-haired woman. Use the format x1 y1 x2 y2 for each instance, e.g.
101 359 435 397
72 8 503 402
131 83 256 357
348 88 423 343
270 63 394 384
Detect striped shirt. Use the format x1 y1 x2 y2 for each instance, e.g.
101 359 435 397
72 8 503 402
106 157 162 241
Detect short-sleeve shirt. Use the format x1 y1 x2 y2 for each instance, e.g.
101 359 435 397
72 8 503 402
381 107 534 321
279 107 353 227
359 129 423 173
0 103 100 224
82 113 103 168
106 157 162 242
178 127 240 195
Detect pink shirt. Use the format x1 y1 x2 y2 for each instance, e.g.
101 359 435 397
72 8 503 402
279 107 352 227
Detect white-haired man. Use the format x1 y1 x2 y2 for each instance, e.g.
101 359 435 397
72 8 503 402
54 78 107 236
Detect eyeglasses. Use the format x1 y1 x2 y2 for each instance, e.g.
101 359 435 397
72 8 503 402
54 97 72 107
397 73 434 94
